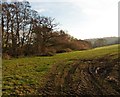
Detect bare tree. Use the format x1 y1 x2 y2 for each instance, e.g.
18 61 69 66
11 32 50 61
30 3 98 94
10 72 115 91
32 16 58 55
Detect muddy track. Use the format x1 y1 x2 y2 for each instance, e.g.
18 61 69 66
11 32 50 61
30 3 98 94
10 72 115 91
38 58 120 96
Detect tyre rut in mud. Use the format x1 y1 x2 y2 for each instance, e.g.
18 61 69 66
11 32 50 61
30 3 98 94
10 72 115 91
39 58 120 96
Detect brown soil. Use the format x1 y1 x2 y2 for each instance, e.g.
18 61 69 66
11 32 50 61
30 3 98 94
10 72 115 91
38 57 120 96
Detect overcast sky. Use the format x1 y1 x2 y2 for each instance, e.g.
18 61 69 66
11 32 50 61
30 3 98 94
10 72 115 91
19 0 119 39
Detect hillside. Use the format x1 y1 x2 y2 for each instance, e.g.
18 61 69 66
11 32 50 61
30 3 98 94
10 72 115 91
85 37 119 47
2 44 120 96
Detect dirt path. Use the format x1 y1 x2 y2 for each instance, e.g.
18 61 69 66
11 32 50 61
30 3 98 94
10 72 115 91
38 57 120 96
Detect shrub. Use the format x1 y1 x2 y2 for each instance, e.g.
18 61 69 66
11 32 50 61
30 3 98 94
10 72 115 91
40 47 56 56
56 48 72 53
2 53 11 60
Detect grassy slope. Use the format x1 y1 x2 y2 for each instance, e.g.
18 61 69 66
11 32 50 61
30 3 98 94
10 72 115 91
2 44 119 95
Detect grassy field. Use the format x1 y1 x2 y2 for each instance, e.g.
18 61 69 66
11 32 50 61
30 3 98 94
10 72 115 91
2 44 120 95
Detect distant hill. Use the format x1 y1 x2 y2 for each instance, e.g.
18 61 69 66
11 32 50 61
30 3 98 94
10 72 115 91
84 37 120 47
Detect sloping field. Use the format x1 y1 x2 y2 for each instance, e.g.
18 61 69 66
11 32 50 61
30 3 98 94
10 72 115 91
2 44 120 95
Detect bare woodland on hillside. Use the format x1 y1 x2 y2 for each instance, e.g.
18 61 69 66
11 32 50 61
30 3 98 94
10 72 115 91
1 1 91 58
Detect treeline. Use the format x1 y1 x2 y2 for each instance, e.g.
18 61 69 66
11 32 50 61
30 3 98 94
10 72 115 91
1 1 91 57
85 37 120 48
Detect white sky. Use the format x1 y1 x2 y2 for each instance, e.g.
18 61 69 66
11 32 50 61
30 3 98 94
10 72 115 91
16 0 119 39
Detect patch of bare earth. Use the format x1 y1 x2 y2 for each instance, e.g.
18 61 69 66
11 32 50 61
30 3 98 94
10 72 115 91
38 57 120 96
